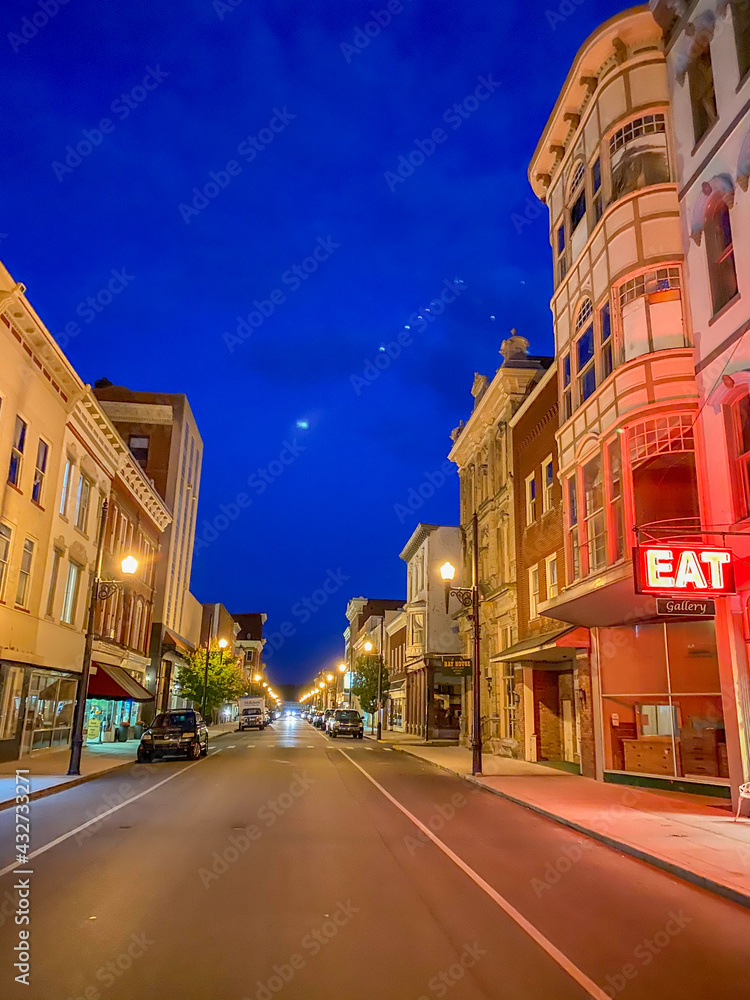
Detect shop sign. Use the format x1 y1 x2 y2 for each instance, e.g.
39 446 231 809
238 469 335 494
656 597 716 618
86 717 101 740
634 544 735 596
433 656 472 677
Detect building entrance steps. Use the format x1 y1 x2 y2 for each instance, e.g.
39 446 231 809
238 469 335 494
0 722 237 811
394 743 750 909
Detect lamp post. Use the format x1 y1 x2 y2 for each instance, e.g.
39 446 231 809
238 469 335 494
337 662 346 708
68 498 139 776
202 633 227 721
364 630 385 740
440 510 482 775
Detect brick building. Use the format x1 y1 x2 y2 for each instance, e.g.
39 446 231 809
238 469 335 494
501 368 593 775
93 381 203 712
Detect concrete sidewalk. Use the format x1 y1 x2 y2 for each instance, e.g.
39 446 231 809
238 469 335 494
0 721 238 811
395 743 750 909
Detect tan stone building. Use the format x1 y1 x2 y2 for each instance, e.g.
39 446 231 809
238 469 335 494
448 335 550 755
0 260 168 759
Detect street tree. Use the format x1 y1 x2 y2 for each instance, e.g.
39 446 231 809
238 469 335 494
177 645 245 720
350 653 390 716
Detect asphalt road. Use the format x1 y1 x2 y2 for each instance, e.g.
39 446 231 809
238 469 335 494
0 717 748 1000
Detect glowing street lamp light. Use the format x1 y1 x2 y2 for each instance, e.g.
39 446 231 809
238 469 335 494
440 561 456 582
253 673 262 682
121 555 139 576
364 640 373 652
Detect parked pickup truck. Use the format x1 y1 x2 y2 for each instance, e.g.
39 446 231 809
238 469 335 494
238 697 266 731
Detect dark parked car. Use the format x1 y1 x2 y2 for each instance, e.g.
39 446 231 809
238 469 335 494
137 710 208 762
312 711 326 728
327 710 364 739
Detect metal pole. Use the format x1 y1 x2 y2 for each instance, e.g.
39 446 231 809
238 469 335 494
376 616 384 740
201 612 213 719
68 498 109 776
471 510 483 776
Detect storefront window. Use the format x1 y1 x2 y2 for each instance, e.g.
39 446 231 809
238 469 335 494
21 673 78 754
600 621 727 782
0 667 24 741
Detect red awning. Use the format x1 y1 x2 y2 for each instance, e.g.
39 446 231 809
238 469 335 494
88 662 154 702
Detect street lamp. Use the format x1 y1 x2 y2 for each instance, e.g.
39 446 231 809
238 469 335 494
440 510 482 775
363 624 386 741
253 673 261 682
68 498 138 776
337 661 346 708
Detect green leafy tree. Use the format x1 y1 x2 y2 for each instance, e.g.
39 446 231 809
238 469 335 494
176 645 245 720
350 653 389 716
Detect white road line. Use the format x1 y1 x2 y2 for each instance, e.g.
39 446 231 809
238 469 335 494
226 745 236 749
338 749 610 1000
0 749 224 880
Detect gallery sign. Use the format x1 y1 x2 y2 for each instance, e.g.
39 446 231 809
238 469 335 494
655 598 716 618
634 544 735 596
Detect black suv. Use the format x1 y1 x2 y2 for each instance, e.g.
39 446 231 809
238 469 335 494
327 710 364 739
137 710 208 762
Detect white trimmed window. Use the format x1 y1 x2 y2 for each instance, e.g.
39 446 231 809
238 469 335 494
15 539 34 608
545 554 558 600
59 459 72 516
525 473 537 524
0 524 12 600
8 416 27 488
542 456 554 512
529 565 540 620
61 561 82 625
32 439 49 505
75 475 91 532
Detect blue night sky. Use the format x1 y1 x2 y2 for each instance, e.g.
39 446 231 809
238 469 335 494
3 0 627 685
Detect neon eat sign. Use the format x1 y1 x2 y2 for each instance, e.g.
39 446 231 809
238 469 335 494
635 544 735 596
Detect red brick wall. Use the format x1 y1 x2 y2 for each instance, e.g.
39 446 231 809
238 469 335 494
512 372 565 641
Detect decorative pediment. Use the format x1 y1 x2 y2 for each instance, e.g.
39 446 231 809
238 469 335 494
69 540 89 566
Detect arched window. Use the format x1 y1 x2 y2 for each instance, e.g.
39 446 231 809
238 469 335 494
705 196 738 314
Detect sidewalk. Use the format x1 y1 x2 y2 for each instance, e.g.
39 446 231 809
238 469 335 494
395 743 750 909
0 721 238 811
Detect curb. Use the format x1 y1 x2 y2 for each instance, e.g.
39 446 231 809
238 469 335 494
0 728 238 814
393 745 750 912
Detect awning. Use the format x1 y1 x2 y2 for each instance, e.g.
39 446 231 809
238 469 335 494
88 662 154 702
491 626 590 663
